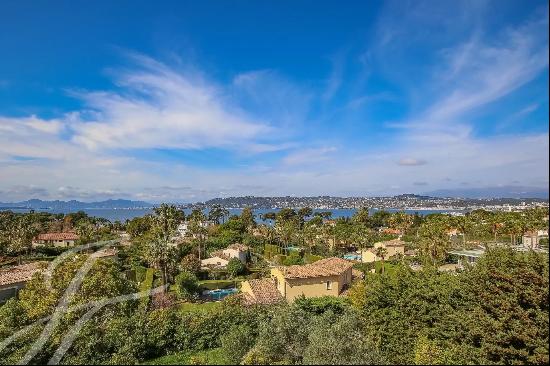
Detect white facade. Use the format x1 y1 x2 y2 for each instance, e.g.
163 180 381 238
222 248 247 263
201 256 229 269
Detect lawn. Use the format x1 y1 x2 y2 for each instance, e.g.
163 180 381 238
198 279 242 290
142 348 226 365
375 261 399 275
178 301 222 313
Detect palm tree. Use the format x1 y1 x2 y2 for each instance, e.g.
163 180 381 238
208 204 225 225
418 219 450 266
451 215 470 247
388 211 413 237
145 237 176 292
153 204 183 241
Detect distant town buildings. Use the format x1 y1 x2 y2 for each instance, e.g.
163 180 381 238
183 194 549 212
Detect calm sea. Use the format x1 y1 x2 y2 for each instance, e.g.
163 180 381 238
2 207 464 222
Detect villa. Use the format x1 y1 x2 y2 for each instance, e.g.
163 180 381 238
241 257 354 305
522 229 548 248
177 220 214 238
449 243 549 270
201 243 249 269
448 248 486 267
0 262 44 303
32 232 79 247
361 239 406 263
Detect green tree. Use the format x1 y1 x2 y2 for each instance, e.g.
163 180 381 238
428 248 549 364
220 324 256 364
352 207 370 225
174 270 199 301
417 217 451 265
226 258 245 278
145 237 177 292
240 207 256 232
180 253 201 274
153 203 183 241
303 310 385 365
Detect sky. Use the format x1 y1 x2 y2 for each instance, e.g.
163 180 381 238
0 0 548 203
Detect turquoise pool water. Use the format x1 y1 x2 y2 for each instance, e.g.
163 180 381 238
204 288 238 301
285 246 303 251
343 254 362 261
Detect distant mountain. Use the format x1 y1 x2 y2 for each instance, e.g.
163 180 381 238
0 199 154 210
424 186 549 199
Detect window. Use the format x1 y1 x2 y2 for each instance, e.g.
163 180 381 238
326 281 332 290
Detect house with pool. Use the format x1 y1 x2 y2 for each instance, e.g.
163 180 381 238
241 257 360 305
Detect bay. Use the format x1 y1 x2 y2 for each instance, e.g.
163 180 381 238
1 207 464 222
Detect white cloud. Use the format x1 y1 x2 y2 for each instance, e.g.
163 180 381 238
397 158 427 166
71 55 274 151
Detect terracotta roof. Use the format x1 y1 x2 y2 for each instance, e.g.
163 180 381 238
281 257 353 279
0 262 44 286
35 232 79 241
377 239 406 247
243 278 283 305
227 243 249 251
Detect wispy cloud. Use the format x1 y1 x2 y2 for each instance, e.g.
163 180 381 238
71 55 276 151
397 158 427 166
282 147 338 166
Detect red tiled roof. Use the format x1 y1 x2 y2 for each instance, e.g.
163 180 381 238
227 243 249 251
35 232 79 241
281 257 353 279
243 278 283 305
0 262 44 286
376 239 406 247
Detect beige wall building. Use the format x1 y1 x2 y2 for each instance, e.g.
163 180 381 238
241 257 354 305
32 232 79 247
201 243 249 269
361 239 406 263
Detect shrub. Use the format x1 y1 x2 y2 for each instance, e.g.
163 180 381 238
283 252 303 266
174 270 200 300
226 258 245 278
220 324 256 364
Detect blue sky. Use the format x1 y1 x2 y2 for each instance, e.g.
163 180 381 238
0 0 548 202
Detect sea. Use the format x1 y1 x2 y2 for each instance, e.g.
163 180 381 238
1 207 465 223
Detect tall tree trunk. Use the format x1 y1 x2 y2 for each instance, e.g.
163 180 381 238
160 265 167 293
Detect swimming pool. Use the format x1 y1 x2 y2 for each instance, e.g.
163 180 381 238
285 246 303 252
204 288 238 301
343 254 362 261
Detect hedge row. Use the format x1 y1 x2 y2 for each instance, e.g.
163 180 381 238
139 268 155 310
